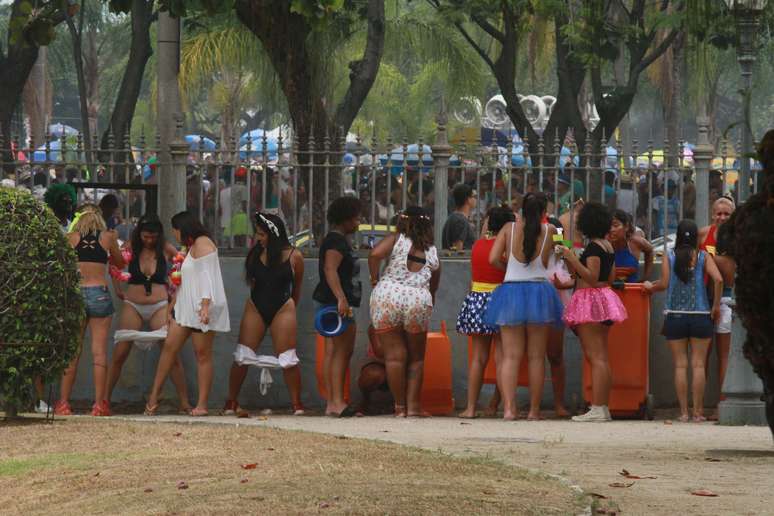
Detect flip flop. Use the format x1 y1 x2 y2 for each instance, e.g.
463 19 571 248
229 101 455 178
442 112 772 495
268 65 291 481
143 403 159 416
337 405 357 418
189 408 209 417
457 412 479 419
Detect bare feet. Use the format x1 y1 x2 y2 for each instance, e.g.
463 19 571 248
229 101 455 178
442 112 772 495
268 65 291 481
527 411 542 421
554 405 571 418
678 414 690 423
503 411 519 421
458 408 478 419
325 401 348 417
394 404 407 417
483 405 499 417
408 410 432 418
189 407 208 417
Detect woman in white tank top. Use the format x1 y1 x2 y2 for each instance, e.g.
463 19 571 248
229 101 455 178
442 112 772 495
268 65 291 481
482 193 564 421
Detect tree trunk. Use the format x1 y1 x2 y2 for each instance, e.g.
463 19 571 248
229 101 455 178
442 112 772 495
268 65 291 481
84 26 99 139
22 48 51 146
235 0 385 241
101 0 153 150
66 4 92 156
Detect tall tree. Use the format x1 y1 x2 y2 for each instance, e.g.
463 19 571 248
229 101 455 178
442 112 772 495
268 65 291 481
0 1 71 147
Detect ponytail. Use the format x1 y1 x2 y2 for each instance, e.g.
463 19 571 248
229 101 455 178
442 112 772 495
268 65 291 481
522 193 546 261
673 219 698 284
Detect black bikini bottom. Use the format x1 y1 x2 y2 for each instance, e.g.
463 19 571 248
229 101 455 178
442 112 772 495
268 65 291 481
251 289 291 326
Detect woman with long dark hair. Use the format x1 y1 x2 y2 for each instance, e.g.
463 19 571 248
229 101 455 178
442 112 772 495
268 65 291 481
105 214 191 412
609 209 654 282
369 206 441 417
145 211 230 416
456 205 515 418
483 193 564 421
223 212 305 415
644 220 722 422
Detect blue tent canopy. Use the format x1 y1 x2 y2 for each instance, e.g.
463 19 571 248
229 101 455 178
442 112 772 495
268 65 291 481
32 139 78 163
185 134 216 151
48 123 78 137
379 144 433 175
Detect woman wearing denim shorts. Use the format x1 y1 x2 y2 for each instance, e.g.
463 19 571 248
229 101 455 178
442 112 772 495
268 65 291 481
55 206 125 416
644 220 723 423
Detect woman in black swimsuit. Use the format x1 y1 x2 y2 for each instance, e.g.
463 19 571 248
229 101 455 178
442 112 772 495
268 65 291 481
223 212 305 415
106 214 191 412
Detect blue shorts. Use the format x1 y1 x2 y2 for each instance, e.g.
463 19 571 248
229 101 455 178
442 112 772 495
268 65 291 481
662 313 713 341
82 286 115 318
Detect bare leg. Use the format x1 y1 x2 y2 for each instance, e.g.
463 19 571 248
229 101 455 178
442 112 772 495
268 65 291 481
712 332 732 419
546 327 569 417
190 331 216 414
525 324 548 420
227 300 266 404
668 339 690 420
460 334 492 418
405 331 428 416
89 316 113 405
326 323 356 415
58 322 87 403
484 338 502 416
146 320 192 410
498 326 526 420
379 329 408 416
149 308 191 411
578 323 612 406
269 300 302 410
690 338 711 420
106 304 142 402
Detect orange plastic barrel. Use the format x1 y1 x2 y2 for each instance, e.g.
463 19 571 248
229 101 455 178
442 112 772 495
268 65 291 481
466 336 529 386
315 334 351 403
421 321 455 415
582 284 652 418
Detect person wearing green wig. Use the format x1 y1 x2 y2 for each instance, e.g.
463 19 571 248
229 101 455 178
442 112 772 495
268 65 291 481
44 183 77 232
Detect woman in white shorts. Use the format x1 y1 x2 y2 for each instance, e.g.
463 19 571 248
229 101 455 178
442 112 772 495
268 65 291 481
368 207 441 417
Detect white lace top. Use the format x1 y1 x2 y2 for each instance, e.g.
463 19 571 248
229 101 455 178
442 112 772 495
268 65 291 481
174 251 230 332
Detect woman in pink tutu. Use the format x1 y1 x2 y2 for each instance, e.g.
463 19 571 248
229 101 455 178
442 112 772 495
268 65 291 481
555 202 627 422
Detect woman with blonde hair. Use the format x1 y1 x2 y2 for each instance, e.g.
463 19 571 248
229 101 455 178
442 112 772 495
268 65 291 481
55 205 125 416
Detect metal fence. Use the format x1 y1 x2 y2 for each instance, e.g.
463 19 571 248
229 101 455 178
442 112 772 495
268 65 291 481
0 122 761 253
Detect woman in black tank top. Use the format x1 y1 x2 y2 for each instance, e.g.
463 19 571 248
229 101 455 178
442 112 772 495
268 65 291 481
223 212 305 416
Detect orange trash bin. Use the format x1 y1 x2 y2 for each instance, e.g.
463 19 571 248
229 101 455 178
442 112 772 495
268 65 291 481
315 334 351 403
466 336 529 386
581 283 653 419
422 321 455 415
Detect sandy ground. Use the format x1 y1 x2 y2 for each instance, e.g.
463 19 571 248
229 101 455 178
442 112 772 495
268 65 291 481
112 413 774 515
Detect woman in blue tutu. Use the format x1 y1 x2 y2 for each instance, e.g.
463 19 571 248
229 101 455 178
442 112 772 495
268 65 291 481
483 193 564 420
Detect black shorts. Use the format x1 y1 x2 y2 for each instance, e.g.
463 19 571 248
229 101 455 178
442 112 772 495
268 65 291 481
662 313 714 341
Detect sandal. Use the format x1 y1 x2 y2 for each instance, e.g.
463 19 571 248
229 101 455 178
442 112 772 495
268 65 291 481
222 400 239 416
677 414 690 423
54 400 73 416
692 415 707 423
292 403 306 416
394 404 407 418
189 408 209 417
143 403 159 416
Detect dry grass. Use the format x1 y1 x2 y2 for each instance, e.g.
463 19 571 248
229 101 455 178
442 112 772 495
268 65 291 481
0 417 581 515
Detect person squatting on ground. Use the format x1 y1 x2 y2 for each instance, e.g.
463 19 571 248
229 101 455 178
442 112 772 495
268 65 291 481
609 209 654 282
456 206 515 419
558 202 628 423
369 206 441 417
223 212 305 416
355 325 394 416
644 220 722 423
55 206 125 416
145 211 230 416
313 196 363 417
106 214 191 413
483 193 564 421
699 196 736 419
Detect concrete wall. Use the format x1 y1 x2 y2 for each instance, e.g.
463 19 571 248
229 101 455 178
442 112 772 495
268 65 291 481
65 257 726 411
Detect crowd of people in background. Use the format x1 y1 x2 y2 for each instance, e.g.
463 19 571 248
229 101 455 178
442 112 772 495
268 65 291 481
29 156 739 422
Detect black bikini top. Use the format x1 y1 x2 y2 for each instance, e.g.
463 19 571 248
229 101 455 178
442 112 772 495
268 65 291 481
75 231 109 264
407 254 426 265
128 250 168 295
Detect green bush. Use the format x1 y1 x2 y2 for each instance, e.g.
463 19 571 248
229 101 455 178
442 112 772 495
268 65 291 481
0 187 84 415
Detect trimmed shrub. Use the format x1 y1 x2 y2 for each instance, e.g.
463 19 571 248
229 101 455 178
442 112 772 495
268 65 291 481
0 187 84 415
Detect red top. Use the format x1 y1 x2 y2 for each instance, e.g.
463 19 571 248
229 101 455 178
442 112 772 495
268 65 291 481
471 238 506 284
700 224 717 254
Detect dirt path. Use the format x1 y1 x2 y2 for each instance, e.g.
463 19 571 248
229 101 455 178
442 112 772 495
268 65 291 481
118 414 774 515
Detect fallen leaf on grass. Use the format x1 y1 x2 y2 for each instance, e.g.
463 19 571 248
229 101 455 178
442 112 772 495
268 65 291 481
257 416 268 421
608 482 634 488
173 432 182 437
705 457 723 462
144 488 153 493
93 472 100 477
177 481 188 490
460 422 471 425
319 502 330 509
691 489 718 497
240 479 249 484
335 435 348 440
482 490 496 495
241 463 257 470
596 510 617 515
237 412 250 419
589 493 607 499
266 447 275 451
619 469 656 479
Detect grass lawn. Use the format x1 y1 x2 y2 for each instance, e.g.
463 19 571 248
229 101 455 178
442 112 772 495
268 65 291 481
0 417 583 515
